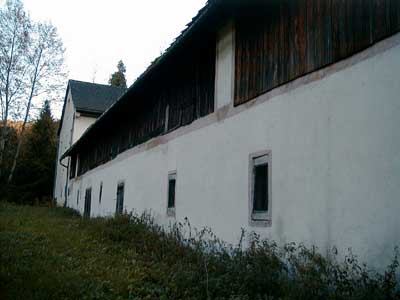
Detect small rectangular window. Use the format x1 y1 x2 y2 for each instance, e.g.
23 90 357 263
77 190 80 205
99 182 103 204
253 163 268 212
84 188 92 218
250 152 271 226
167 172 176 217
116 182 124 215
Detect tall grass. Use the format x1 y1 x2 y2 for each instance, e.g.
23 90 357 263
0 203 398 300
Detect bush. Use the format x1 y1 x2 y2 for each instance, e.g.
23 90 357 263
0 204 398 300
93 212 400 300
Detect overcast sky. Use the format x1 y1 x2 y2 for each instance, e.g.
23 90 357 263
16 0 206 117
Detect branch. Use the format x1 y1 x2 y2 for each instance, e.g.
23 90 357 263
7 47 43 183
4 27 17 107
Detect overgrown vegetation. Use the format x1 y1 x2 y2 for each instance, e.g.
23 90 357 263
0 203 398 300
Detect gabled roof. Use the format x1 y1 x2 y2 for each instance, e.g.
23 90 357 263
69 80 126 114
57 80 126 136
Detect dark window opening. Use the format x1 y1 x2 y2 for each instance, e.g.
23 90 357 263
167 173 176 216
116 183 124 215
84 188 92 218
168 178 176 209
253 163 268 212
99 182 103 204
250 153 271 225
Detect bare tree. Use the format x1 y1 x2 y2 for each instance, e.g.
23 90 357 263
0 0 30 177
7 22 66 183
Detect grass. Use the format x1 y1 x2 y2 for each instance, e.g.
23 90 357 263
0 202 399 300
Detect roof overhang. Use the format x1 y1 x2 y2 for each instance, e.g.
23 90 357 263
61 0 238 160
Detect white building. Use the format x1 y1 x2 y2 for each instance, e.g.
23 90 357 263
57 0 400 268
54 80 125 205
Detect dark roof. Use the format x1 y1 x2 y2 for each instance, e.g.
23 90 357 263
62 0 231 158
57 80 126 136
69 80 126 114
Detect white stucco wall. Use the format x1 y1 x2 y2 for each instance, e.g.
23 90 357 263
67 31 400 268
73 115 96 144
54 90 75 205
54 92 98 205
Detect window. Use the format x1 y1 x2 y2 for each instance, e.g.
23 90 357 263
77 190 80 205
69 156 77 179
116 182 124 215
249 151 271 226
99 182 103 204
167 172 176 217
84 188 92 218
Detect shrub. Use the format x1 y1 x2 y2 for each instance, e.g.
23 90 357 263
0 205 398 300
96 211 399 300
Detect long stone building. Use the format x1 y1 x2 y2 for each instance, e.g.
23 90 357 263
55 0 400 268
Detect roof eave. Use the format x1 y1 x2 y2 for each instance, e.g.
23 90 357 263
61 0 225 160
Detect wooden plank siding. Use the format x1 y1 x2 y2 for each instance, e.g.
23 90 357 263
234 0 400 106
75 38 216 177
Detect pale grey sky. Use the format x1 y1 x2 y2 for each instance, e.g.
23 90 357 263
23 0 207 84
16 0 207 117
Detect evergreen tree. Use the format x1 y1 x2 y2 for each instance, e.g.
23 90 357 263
109 60 127 88
11 100 58 204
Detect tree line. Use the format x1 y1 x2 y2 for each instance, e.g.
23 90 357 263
0 0 66 203
1 0 128 204
1 101 58 204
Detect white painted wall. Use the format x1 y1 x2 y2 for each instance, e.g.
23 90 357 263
54 91 98 206
54 89 75 205
67 30 400 269
73 115 96 144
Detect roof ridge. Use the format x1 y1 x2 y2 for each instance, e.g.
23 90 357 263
68 79 126 90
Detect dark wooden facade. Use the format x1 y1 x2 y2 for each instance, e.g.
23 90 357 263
235 0 400 105
70 0 400 177
74 37 216 177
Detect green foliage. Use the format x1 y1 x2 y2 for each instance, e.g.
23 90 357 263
1 101 58 204
0 125 18 182
0 0 66 183
0 203 398 300
109 60 127 88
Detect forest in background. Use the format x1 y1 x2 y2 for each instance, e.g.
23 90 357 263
0 100 58 204
0 0 66 199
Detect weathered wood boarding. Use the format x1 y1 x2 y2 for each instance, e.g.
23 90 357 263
234 0 400 105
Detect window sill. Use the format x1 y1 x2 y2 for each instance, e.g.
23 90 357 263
167 208 176 218
249 212 271 227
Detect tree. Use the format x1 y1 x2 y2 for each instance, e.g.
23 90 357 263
9 100 57 204
0 0 66 183
109 60 127 88
6 21 66 183
0 0 31 178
